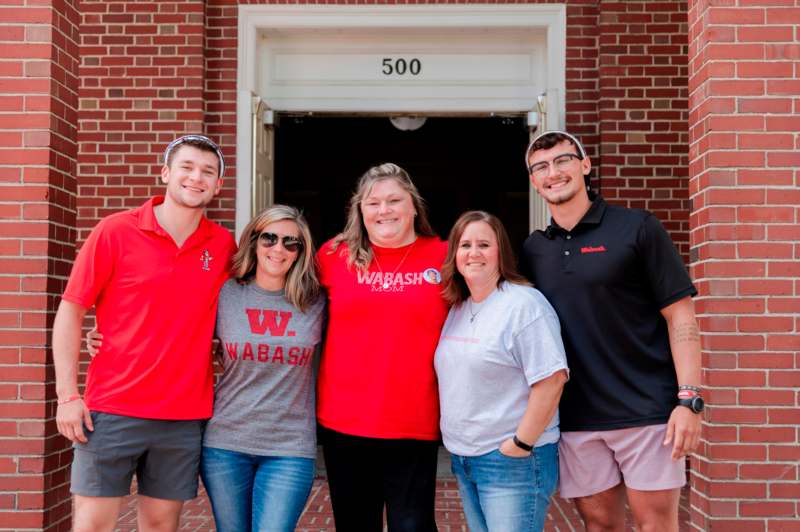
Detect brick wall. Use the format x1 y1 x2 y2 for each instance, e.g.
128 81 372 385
0 1 80 530
687 1 799 529
598 0 691 257
0 0 706 528
77 0 212 242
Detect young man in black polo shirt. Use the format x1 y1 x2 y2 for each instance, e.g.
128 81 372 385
520 131 703 532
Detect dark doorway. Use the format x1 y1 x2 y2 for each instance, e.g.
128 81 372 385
274 115 531 250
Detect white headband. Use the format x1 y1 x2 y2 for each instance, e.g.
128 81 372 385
163 135 225 178
525 130 586 171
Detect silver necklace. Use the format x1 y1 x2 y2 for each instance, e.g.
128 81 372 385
372 240 416 289
468 298 484 323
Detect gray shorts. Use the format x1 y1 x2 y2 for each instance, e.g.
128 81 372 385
71 411 204 500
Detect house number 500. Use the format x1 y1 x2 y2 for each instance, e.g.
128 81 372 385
382 58 421 76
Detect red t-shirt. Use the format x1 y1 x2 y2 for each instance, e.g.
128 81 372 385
316 236 449 440
62 197 236 420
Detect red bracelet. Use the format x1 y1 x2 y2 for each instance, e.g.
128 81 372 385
57 394 81 405
678 390 698 399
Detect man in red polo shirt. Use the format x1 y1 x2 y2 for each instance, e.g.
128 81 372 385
53 135 236 532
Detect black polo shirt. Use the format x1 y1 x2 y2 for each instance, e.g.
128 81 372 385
521 197 697 432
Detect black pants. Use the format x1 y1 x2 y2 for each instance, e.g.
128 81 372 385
320 426 439 532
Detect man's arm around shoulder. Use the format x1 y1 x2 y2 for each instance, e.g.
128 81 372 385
53 300 94 443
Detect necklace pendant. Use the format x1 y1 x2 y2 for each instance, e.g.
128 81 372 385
470 316 475 323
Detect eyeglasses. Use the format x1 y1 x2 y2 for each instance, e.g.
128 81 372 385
258 232 303 253
524 130 587 171
163 135 225 178
528 153 582 179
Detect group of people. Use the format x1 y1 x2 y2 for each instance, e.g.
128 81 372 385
53 130 703 532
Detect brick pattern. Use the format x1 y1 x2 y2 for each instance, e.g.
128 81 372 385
687 1 800 530
3 0 770 529
0 1 80 531
598 0 691 257
77 0 213 242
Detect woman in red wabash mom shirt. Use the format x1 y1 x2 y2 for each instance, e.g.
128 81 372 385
316 163 449 531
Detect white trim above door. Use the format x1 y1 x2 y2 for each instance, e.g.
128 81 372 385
236 4 566 238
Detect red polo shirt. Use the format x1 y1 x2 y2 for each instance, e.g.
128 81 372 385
62 197 236 420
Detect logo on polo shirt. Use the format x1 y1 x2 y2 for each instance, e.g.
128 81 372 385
580 246 607 254
200 249 213 270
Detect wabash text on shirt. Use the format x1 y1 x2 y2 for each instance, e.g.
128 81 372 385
356 267 442 292
224 308 314 366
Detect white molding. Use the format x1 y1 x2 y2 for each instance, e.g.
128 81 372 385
235 4 567 236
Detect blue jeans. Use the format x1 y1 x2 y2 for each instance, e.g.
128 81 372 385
200 446 314 532
450 443 558 532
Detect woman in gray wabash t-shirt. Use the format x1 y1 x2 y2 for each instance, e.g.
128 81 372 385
201 205 325 532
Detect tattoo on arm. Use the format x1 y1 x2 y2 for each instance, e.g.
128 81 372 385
671 322 700 344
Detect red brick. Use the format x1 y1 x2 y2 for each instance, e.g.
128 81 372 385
706 407 766 425
741 501 796 517
739 387 797 404
706 370 766 387
738 26 795 42
738 316 795 333
769 483 800 500
708 150 765 167
738 98 793 114
739 354 796 370
740 464 797 481
765 8 800 24
708 9 765 24
768 370 800 387
705 335 765 351
0 512 43 529
738 207 795 223
740 426 797 443
770 445 800 462
736 61 794 79
708 480 768 498
739 280 793 296
704 520 765 532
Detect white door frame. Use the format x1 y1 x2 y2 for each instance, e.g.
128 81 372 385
236 4 567 238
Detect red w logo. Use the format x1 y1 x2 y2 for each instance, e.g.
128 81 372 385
245 309 293 336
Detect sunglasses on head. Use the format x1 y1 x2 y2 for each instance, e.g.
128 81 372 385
163 135 225 177
258 232 303 252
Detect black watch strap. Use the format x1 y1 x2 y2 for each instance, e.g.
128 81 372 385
677 395 704 414
512 435 533 452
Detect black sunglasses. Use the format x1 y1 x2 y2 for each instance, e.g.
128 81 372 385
257 232 303 252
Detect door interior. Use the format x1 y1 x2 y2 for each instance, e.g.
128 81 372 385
274 115 531 251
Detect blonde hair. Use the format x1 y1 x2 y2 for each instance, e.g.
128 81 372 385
441 210 530 306
232 204 320 312
330 163 436 270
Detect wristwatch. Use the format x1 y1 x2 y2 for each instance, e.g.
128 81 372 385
512 435 533 452
677 395 704 414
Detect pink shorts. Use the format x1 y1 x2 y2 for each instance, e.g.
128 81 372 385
558 424 686 499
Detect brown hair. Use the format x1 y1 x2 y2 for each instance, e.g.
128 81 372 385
441 210 530 306
524 130 586 167
232 204 320 312
330 162 436 271
163 135 225 177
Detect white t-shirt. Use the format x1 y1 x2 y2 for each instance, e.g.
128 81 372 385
434 281 568 457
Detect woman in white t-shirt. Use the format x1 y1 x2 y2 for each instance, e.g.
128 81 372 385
434 210 569 532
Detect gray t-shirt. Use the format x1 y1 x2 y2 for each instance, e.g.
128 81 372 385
434 281 568 457
203 279 326 458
